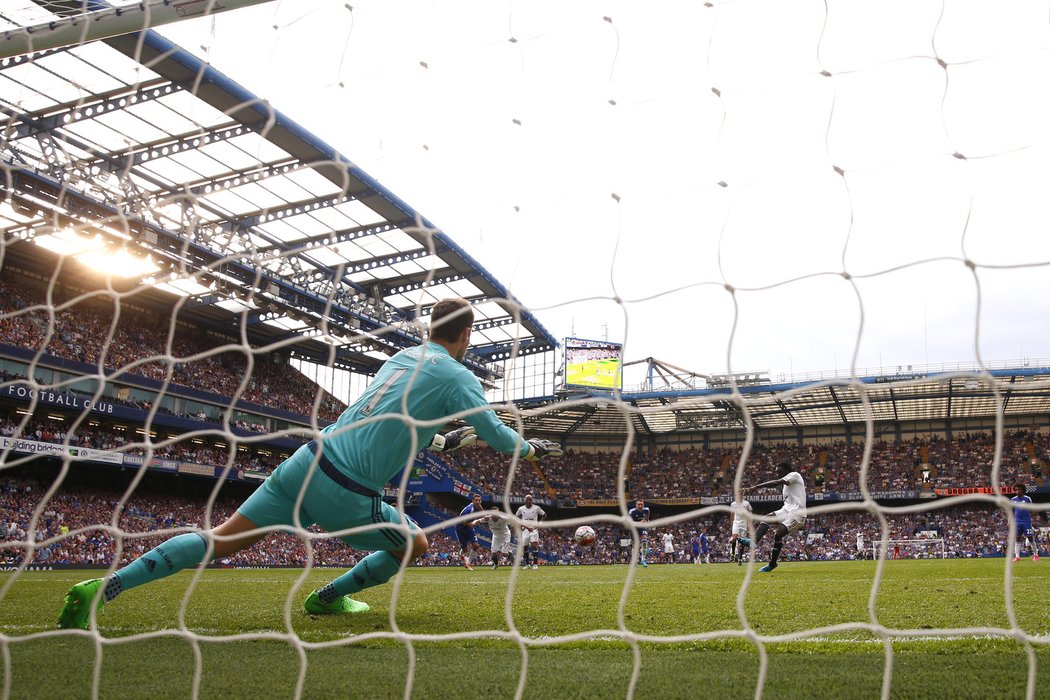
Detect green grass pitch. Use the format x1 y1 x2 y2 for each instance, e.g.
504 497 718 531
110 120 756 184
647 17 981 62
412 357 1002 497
2 558 1048 699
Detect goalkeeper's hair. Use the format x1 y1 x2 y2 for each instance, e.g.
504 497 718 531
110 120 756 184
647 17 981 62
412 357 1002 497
430 298 474 342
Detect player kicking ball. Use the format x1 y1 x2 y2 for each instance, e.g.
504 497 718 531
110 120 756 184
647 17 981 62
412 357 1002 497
737 461 806 572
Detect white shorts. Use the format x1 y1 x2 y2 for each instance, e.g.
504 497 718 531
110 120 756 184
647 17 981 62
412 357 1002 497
773 509 806 534
732 521 747 537
664 545 674 554
491 528 512 554
522 528 541 547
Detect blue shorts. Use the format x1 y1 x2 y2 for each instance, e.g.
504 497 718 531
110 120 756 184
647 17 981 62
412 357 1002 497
1016 525 1035 539
456 528 477 549
238 443 418 552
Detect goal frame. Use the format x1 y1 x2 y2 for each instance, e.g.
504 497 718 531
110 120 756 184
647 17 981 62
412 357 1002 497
874 538 947 560
0 0 276 60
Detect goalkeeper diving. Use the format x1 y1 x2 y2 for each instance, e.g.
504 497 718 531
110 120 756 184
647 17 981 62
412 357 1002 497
58 297 563 629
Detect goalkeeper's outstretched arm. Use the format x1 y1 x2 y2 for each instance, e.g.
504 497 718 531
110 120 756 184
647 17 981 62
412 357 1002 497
448 372 563 460
431 295 563 461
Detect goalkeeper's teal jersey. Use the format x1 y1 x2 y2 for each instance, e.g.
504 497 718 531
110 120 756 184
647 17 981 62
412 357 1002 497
318 341 528 492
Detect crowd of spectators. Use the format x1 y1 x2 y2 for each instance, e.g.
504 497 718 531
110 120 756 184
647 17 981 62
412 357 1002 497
0 277 346 423
0 462 1042 570
446 445 552 498
452 431 1046 502
2 402 1046 502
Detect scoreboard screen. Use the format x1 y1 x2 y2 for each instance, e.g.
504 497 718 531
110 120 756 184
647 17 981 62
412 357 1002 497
563 338 623 390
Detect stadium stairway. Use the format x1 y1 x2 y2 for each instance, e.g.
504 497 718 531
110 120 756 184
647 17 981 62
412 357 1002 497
410 503 460 539
1023 441 1048 486
528 462 559 500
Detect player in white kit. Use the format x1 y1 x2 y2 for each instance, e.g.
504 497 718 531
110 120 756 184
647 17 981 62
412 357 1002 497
729 496 753 565
738 462 806 572
661 531 675 563
471 507 513 570
515 494 546 569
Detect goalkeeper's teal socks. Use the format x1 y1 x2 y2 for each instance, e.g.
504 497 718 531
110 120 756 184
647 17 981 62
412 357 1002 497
105 532 209 601
317 551 401 603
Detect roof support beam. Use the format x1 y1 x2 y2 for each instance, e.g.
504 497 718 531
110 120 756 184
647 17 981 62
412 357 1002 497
160 158 301 198
634 402 655 435
86 122 254 172
343 247 431 275
6 78 175 139
828 386 850 425
1001 375 1017 414
565 406 599 434
379 267 467 296
211 190 361 231
470 338 558 362
255 220 408 255
775 399 801 427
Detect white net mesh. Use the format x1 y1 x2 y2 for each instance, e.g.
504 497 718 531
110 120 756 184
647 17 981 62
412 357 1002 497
1 1 1050 698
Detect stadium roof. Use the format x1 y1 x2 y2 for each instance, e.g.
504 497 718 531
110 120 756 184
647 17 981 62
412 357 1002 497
4 5 1050 440
0 5 557 378
512 366 1050 437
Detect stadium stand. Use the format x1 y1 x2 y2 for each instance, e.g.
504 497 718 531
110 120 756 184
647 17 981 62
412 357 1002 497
0 277 346 423
1 263 1047 570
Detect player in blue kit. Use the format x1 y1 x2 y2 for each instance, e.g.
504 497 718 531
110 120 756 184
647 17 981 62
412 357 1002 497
628 500 650 567
1010 483 1039 562
58 297 564 629
457 493 484 570
690 533 702 564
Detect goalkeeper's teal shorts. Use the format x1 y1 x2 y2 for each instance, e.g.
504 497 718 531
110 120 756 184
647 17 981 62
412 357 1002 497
238 442 418 552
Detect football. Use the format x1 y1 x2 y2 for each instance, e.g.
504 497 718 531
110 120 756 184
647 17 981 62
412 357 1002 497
574 525 596 546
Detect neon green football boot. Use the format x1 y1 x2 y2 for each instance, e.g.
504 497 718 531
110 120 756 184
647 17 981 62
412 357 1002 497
58 578 104 630
303 591 370 615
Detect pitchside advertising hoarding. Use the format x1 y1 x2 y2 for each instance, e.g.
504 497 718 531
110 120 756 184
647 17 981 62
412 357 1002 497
0 435 123 464
563 337 623 390
0 435 218 476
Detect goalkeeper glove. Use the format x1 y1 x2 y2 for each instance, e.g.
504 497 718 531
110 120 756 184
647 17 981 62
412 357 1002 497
429 426 477 453
524 438 563 461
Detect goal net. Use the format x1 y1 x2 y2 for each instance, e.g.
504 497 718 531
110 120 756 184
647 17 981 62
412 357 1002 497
873 538 946 561
1 1 1049 699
